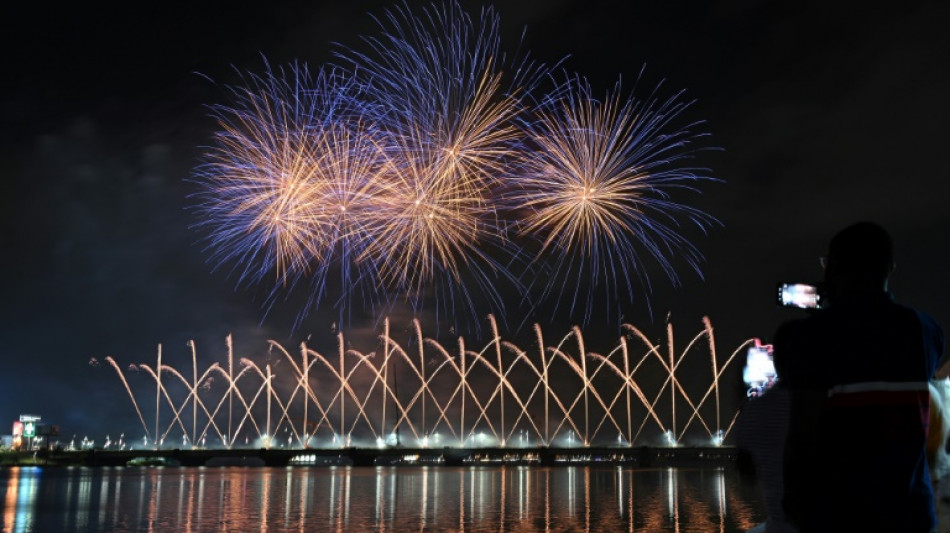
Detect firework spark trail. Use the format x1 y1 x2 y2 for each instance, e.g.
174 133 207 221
334 0 545 329
510 74 720 324
341 1 528 183
287 120 398 327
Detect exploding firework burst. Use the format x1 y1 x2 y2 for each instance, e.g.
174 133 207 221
190 62 394 324
190 2 720 333
334 0 543 327
340 1 535 193
510 74 720 323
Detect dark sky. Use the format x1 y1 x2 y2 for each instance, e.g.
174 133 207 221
2 0 949 441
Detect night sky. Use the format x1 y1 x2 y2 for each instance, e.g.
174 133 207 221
2 1 949 440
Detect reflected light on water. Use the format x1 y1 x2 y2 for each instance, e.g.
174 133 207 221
3 467 38 533
0 466 762 532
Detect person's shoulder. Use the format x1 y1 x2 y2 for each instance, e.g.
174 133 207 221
911 307 943 334
890 300 947 372
890 301 944 336
908 305 946 356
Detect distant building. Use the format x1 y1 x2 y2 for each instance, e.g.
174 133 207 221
12 414 42 450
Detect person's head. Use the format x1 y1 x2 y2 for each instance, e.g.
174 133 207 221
822 221 895 295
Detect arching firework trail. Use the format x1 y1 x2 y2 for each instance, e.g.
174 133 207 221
509 74 720 325
189 61 395 327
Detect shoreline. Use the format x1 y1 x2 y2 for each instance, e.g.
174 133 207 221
1 444 738 468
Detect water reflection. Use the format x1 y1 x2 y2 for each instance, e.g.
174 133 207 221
0 466 763 532
2 467 38 533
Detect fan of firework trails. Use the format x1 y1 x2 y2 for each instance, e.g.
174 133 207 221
189 1 719 334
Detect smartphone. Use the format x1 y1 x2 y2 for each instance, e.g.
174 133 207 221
743 340 777 397
776 282 823 309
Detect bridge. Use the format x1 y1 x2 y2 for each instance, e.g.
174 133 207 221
30 445 737 468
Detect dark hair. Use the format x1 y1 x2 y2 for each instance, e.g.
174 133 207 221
826 221 893 283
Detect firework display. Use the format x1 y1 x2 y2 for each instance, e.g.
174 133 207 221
103 316 745 449
512 75 718 322
190 1 719 330
337 2 533 322
190 64 393 325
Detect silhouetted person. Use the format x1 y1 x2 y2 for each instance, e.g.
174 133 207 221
773 221 945 532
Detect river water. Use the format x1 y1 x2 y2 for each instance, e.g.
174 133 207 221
1 465 765 532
